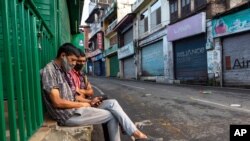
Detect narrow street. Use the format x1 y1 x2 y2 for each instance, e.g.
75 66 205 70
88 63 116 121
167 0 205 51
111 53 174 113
90 77 250 141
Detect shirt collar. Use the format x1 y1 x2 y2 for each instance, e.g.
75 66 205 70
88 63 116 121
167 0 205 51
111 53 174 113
52 60 62 70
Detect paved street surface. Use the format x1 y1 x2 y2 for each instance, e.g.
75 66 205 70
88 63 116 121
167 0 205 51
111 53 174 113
89 77 250 141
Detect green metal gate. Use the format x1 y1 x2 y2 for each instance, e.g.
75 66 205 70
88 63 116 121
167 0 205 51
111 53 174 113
0 0 57 141
0 0 74 140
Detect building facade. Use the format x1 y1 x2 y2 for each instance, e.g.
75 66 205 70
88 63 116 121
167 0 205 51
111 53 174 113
85 0 250 88
167 0 226 85
115 13 137 79
85 1 111 76
102 0 134 77
132 0 170 82
210 1 250 87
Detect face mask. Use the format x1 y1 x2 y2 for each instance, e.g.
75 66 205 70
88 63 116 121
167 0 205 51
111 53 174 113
74 64 84 72
62 57 74 72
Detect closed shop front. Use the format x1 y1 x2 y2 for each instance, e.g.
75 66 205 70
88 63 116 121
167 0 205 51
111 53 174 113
93 60 105 76
109 54 119 77
92 54 105 76
168 12 207 83
118 27 135 79
87 49 103 76
212 8 250 87
222 33 250 86
123 57 135 79
174 34 207 82
142 40 164 76
94 61 100 75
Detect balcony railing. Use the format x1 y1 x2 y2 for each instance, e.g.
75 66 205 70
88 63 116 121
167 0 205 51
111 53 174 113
103 2 116 20
105 19 117 35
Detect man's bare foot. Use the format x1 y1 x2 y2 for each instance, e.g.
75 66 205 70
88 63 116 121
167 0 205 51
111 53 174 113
132 130 147 139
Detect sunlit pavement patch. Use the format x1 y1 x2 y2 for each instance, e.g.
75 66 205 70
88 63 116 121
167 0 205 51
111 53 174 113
200 91 212 94
230 104 241 107
142 94 152 97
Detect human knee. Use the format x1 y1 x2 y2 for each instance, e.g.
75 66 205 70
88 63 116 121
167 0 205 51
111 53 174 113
101 99 120 110
107 99 118 105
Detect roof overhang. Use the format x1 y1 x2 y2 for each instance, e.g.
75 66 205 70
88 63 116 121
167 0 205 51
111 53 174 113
114 13 135 31
85 3 109 23
85 7 101 23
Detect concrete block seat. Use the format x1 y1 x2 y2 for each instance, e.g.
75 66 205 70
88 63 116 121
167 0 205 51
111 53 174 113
30 114 93 141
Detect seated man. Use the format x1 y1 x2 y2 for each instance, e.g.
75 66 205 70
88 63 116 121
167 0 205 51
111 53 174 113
67 49 94 102
41 43 157 141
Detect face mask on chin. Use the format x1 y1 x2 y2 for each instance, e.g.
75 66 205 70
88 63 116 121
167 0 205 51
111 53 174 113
74 64 84 72
62 56 74 72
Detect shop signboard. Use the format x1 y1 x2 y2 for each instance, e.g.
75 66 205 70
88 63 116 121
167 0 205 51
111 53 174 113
118 42 134 59
167 12 206 41
212 9 250 37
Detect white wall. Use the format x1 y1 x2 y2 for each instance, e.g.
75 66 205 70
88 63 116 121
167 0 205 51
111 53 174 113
229 0 247 8
117 0 135 22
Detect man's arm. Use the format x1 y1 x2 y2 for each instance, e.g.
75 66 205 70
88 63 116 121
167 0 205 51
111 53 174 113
76 82 94 97
75 95 92 103
49 88 90 108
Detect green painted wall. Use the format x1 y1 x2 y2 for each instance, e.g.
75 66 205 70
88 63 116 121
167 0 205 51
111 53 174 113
58 0 71 45
34 0 54 30
0 1 81 140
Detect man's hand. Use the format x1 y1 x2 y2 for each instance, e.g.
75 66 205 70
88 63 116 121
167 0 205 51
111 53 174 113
75 95 85 101
90 97 102 107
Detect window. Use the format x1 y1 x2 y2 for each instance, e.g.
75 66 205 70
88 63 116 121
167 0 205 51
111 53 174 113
181 0 191 17
194 0 207 9
181 0 190 7
109 35 117 47
140 9 148 33
170 1 178 14
170 0 178 22
151 0 161 29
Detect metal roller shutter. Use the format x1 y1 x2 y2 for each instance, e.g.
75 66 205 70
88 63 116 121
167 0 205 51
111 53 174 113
123 57 135 79
174 34 207 82
124 28 133 44
142 40 164 76
94 61 101 76
223 33 250 86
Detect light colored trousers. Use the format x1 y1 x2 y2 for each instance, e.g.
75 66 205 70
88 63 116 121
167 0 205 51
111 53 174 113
64 99 138 141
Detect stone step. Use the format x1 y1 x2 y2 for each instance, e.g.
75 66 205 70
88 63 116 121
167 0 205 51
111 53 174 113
30 115 93 141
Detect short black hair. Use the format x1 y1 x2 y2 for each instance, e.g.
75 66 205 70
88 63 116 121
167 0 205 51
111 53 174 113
56 43 80 58
77 48 85 57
